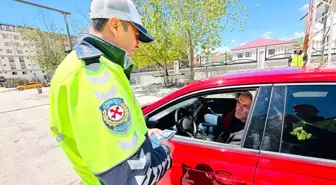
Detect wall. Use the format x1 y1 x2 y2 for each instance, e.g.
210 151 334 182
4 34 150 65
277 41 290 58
130 59 290 86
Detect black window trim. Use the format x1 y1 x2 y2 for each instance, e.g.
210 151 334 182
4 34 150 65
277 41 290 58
259 82 336 165
144 84 272 152
260 150 336 165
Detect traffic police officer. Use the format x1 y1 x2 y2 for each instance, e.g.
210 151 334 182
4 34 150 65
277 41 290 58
49 0 174 184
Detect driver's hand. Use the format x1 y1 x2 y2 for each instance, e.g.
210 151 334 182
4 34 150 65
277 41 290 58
160 139 175 154
148 128 163 137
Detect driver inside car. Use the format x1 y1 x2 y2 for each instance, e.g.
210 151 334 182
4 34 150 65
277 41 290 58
199 92 253 143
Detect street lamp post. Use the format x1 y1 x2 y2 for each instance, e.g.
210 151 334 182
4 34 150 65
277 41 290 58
13 0 72 49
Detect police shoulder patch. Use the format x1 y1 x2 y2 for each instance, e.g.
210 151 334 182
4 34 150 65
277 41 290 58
99 98 131 133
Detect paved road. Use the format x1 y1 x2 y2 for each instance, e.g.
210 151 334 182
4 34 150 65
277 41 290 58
0 88 80 185
0 85 175 185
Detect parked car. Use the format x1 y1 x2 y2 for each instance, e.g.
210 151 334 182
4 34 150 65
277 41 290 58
142 67 336 185
16 82 43 91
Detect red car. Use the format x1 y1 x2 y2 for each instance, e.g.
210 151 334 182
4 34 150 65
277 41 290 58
142 67 336 185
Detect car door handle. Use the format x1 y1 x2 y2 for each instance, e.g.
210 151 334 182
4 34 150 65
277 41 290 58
216 177 246 185
215 171 246 185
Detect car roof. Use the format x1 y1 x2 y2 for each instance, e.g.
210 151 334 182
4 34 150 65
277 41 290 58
189 67 336 89
143 67 336 114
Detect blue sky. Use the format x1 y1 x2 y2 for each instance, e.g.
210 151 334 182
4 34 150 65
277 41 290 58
1 0 309 50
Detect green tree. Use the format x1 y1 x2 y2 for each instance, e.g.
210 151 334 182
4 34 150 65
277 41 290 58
166 0 248 81
132 0 185 86
18 11 67 73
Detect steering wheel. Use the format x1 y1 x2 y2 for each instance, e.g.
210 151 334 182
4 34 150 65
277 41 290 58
174 107 197 137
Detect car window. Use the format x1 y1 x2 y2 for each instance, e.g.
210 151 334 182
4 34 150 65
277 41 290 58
243 86 272 150
281 85 336 161
149 97 198 122
260 86 286 152
146 88 258 147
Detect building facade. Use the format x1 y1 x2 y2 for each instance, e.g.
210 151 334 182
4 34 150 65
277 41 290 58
232 39 296 62
0 23 48 81
0 23 77 81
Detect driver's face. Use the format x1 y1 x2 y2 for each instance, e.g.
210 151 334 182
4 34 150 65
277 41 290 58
235 94 252 122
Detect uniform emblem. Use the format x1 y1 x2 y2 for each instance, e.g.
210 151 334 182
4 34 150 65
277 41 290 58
99 98 131 133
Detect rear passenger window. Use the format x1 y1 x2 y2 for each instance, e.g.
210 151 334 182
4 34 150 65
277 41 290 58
281 85 336 161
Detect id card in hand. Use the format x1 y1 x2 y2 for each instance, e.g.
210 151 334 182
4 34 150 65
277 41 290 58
150 134 162 149
161 130 176 140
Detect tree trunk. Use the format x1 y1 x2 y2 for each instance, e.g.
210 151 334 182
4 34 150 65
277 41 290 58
189 47 194 82
163 61 169 87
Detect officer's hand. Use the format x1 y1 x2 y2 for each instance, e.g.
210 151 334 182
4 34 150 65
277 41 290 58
148 128 163 137
160 139 175 154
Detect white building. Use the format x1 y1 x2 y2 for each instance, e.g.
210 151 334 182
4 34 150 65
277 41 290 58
231 39 296 62
0 23 47 81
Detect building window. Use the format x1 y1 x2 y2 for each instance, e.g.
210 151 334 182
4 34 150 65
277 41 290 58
238 53 244 58
4 72 7 74
19 57 24 62
22 71 27 75
14 43 21 47
25 50 28 52
13 36 20 40
20 63 26 69
10 63 16 70
6 49 12 53
12 72 18 75
17 50 23 54
30 71 32 73
29 64 31 66
27 57 29 59
4 42 11 46
0 49 2 51
23 43 28 47
8 57 14 63
2 34 9 39
245 52 252 57
268 49 275 55
3 64 6 66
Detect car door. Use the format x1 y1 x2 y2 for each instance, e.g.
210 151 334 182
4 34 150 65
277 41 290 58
157 86 272 185
255 84 336 185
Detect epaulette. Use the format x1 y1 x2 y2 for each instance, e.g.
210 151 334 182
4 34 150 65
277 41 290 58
75 40 103 65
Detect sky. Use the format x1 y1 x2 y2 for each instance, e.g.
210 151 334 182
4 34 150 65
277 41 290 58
0 0 310 51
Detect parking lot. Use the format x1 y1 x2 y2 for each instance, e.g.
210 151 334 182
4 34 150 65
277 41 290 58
0 86 174 185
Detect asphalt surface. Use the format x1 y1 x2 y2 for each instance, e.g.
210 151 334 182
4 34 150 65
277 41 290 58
0 88 80 185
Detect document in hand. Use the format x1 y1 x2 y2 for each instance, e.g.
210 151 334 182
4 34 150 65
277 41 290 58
150 130 176 149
